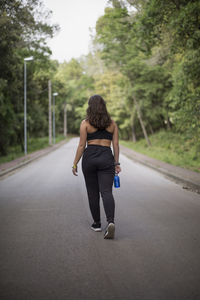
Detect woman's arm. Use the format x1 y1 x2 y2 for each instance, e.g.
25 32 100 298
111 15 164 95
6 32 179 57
72 120 87 176
112 121 121 174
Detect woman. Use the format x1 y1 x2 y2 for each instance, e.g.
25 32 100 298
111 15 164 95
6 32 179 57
72 95 121 239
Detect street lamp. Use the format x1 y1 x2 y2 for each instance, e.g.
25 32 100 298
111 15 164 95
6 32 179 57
53 92 58 144
64 101 67 137
24 56 34 155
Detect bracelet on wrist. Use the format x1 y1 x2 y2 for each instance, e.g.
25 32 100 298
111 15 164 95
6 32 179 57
114 162 120 166
72 164 77 169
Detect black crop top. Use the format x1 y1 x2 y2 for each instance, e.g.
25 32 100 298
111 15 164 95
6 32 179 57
87 129 113 141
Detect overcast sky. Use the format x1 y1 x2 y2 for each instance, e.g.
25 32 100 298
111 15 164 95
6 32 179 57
43 0 110 62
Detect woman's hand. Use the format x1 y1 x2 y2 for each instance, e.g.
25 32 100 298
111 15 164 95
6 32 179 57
115 165 121 174
72 165 78 176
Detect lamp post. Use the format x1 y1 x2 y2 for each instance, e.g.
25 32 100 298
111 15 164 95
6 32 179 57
48 80 52 145
53 92 58 144
64 101 67 137
24 56 34 155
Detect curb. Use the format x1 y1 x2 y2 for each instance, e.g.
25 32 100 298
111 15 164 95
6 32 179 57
120 145 200 194
0 139 68 178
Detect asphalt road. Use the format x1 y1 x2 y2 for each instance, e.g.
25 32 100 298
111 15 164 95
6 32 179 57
0 138 200 300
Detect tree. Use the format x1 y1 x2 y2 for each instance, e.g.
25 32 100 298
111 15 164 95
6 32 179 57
0 0 58 154
134 0 200 149
54 59 94 134
94 0 200 151
95 3 153 145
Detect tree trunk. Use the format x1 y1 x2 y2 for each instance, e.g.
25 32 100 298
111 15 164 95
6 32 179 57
132 125 137 142
131 109 137 142
133 94 152 147
149 123 154 135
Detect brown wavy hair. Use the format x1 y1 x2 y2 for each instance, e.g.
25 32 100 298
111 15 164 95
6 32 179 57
86 95 112 129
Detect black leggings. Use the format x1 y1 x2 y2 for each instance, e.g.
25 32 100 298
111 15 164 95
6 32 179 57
82 144 115 224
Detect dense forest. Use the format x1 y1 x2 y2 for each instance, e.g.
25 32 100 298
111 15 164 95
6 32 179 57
0 0 200 157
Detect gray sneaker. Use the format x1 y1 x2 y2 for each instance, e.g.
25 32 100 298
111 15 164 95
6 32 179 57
104 222 115 239
91 222 102 232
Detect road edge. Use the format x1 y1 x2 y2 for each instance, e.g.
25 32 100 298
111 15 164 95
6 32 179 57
0 139 69 178
120 144 200 194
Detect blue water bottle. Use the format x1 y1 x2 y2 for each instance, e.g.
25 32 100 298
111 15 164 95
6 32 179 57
114 173 120 188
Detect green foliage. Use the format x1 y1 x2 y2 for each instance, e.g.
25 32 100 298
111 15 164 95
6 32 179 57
53 58 95 134
1 0 199 166
133 0 200 147
120 130 200 172
94 0 200 151
0 0 58 155
0 135 72 164
95 3 171 138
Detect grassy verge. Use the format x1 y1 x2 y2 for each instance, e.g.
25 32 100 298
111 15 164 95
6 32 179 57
0 134 74 165
120 130 200 173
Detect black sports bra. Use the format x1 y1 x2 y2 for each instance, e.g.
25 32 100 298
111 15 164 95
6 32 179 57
87 129 113 141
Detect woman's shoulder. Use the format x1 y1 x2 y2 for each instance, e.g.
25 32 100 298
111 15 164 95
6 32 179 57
81 119 92 130
80 119 88 129
81 118 116 130
110 119 117 128
105 119 116 134
81 119 88 125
